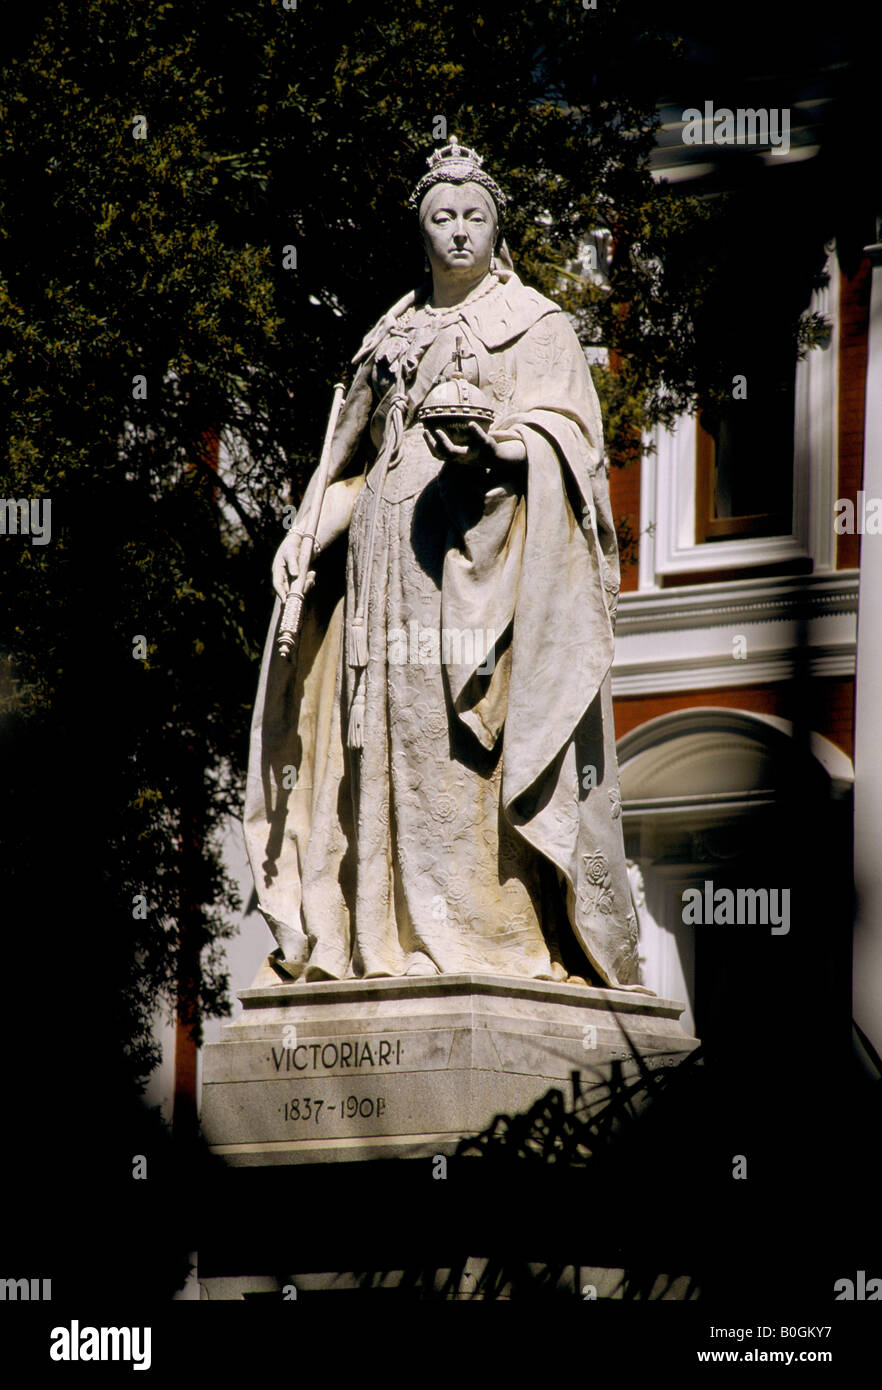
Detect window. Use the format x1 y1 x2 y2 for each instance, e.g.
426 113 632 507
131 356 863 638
694 378 795 542
639 244 837 583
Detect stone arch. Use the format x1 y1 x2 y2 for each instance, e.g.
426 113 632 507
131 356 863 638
616 707 853 1034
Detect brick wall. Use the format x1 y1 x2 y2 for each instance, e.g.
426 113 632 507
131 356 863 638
613 677 855 760
609 455 641 592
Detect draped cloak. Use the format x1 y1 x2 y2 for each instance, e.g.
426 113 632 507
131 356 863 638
244 272 640 987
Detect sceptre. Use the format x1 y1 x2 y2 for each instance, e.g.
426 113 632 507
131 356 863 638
277 380 347 661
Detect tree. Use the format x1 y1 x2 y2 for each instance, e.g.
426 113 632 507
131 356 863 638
0 0 866 1290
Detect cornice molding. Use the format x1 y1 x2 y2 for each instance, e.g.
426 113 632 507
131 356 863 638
612 572 858 695
617 570 859 635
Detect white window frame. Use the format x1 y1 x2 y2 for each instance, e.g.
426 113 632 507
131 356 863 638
639 244 839 587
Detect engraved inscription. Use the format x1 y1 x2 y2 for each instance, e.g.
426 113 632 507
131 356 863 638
279 1095 387 1124
267 1038 403 1074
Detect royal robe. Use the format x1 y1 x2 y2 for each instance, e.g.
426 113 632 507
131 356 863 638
244 272 639 986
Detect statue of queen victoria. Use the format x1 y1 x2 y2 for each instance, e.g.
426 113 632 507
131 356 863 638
244 139 641 990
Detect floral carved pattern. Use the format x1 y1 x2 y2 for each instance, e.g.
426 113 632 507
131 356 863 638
524 321 567 374
488 366 516 406
579 851 616 917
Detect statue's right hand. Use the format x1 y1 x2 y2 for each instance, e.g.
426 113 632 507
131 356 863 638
272 478 361 602
272 529 309 604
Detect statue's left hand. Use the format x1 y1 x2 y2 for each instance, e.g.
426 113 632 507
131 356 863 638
433 423 527 465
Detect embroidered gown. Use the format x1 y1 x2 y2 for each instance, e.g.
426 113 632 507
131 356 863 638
245 271 640 987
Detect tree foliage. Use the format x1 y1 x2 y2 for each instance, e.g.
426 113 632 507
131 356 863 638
0 0 855 1096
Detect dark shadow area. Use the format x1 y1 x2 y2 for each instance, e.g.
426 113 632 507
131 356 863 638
193 998 879 1300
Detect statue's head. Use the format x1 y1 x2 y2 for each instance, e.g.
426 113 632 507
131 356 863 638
410 138 509 281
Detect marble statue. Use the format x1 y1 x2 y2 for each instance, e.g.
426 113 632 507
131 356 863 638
244 139 640 989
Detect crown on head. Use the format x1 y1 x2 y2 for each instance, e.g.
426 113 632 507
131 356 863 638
408 136 507 220
427 136 484 172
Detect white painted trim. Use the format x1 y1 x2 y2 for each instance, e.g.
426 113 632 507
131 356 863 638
612 570 857 694
617 569 858 630
651 413 810 575
612 648 853 695
803 246 839 572
638 427 658 591
853 241 882 1060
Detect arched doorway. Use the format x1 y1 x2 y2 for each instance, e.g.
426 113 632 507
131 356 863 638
617 709 854 1041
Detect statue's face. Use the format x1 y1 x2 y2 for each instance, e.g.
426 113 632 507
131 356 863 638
420 182 497 279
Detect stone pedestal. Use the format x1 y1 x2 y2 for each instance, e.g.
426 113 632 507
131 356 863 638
200 974 698 1165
